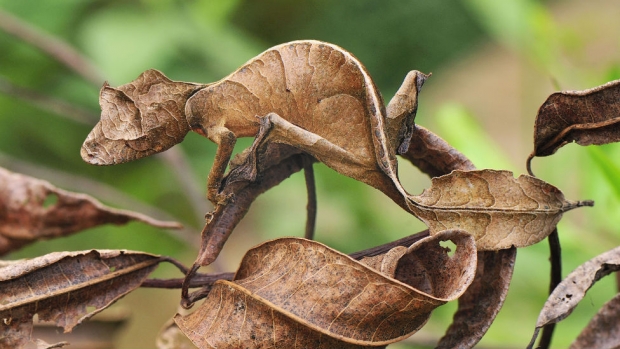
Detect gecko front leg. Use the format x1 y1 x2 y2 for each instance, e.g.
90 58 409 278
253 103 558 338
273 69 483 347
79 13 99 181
225 117 319 241
198 125 237 206
225 116 273 185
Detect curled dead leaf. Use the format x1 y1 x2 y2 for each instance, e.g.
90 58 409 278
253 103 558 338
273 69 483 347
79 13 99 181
528 245 620 348
182 120 520 346
0 250 162 348
175 231 476 348
403 125 475 177
569 292 620 349
527 79 620 173
358 245 407 276
0 166 181 256
408 169 592 250
400 125 518 349
436 248 516 348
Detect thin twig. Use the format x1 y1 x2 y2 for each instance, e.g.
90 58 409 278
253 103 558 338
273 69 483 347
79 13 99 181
161 256 191 274
538 228 561 349
349 229 429 260
183 282 219 305
0 9 104 85
142 272 234 289
181 264 201 308
303 159 317 240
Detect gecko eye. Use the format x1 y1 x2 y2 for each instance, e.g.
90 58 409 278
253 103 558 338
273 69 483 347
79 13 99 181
148 103 162 111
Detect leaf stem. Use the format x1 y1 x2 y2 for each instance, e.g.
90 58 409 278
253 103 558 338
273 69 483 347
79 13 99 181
303 158 317 240
141 272 234 289
160 256 191 274
349 229 429 260
537 228 561 349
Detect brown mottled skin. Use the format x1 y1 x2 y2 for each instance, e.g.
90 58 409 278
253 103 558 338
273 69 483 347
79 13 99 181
82 40 427 208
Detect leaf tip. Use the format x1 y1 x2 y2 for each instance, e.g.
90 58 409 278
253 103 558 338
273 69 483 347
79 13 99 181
165 221 184 230
135 216 183 230
564 199 595 212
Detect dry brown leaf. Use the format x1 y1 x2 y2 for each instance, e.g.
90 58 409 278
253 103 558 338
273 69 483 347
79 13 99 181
0 250 162 348
175 232 476 349
528 246 620 348
358 245 407 276
400 126 517 349
0 166 181 256
408 169 592 250
403 125 476 176
157 318 199 349
523 78 620 348
527 79 620 173
569 292 620 349
436 248 516 348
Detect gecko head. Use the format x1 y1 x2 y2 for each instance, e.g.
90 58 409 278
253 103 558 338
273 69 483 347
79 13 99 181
81 69 204 165
386 70 430 155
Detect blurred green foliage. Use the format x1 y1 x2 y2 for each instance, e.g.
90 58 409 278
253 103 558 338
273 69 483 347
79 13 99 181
0 0 486 260
1 0 619 348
